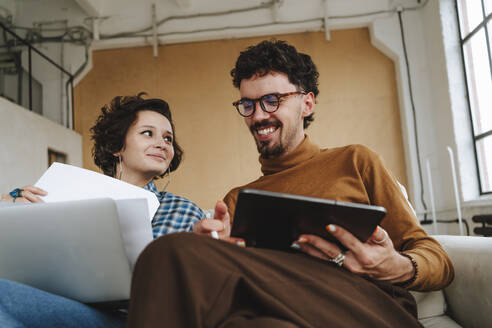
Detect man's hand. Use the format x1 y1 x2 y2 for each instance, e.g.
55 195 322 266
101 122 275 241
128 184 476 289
0 186 47 203
292 225 415 283
193 201 245 246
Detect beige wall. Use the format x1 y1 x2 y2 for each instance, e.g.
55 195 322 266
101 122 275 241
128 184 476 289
74 28 406 209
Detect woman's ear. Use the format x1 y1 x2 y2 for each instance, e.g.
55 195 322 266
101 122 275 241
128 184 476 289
113 144 125 157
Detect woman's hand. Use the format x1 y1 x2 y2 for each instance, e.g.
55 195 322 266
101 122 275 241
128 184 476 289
193 201 245 246
292 225 415 283
0 186 47 203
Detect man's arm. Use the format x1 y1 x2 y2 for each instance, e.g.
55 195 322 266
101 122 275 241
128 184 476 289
363 149 454 290
294 147 453 291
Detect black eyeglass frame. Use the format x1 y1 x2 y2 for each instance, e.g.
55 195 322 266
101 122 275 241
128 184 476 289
232 91 306 117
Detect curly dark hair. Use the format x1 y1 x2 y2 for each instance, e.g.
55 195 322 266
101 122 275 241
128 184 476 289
90 92 183 179
230 39 319 128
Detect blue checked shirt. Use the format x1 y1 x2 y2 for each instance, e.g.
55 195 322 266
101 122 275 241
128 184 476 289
144 181 204 238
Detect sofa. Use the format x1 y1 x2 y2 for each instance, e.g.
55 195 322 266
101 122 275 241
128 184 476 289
202 210 491 327
412 235 491 328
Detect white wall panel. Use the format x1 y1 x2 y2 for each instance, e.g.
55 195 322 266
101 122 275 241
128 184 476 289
0 97 82 193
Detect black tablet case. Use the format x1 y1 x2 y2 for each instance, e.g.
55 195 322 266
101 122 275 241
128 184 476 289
231 189 387 251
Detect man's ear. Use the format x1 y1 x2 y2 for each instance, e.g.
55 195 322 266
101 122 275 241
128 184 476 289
301 92 315 118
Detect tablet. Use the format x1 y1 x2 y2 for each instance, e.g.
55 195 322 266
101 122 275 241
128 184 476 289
230 189 387 251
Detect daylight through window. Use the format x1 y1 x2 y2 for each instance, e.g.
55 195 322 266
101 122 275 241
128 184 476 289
457 0 492 194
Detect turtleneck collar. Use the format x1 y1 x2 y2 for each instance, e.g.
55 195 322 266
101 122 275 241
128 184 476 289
259 135 320 175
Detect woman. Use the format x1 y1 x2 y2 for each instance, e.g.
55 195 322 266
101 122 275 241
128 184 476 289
0 93 204 327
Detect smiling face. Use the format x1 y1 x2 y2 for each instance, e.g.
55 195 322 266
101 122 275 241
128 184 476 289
240 71 314 158
116 110 175 186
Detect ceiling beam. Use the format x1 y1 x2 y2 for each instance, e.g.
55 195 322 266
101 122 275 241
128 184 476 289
152 3 158 57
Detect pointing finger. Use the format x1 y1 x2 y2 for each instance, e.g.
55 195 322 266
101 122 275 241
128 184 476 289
214 200 230 226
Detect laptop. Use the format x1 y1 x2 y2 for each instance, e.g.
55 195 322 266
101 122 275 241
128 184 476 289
0 198 147 303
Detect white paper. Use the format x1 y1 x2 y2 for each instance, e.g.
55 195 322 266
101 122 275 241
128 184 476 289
35 162 160 221
115 198 154 268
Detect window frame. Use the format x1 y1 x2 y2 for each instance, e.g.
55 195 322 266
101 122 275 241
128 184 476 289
455 0 492 195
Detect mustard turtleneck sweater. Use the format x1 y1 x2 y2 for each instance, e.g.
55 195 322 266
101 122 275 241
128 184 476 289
223 135 454 292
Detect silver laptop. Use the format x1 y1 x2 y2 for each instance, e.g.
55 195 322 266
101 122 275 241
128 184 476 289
0 198 136 303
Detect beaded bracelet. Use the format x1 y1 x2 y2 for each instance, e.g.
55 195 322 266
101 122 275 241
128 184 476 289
395 252 418 288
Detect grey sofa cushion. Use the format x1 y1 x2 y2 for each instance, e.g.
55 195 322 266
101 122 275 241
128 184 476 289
412 290 461 328
435 235 492 328
412 291 446 319
419 315 462 328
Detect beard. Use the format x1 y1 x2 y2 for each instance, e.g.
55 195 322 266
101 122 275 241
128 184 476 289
250 120 286 159
256 140 285 159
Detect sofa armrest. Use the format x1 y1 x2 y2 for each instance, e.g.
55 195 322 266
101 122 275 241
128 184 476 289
433 235 492 328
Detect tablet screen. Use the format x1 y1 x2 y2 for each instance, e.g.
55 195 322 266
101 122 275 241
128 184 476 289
230 189 386 251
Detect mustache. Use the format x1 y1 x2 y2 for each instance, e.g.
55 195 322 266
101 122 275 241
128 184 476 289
249 120 282 133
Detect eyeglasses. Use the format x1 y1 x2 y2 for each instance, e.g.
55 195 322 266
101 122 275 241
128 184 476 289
232 91 306 117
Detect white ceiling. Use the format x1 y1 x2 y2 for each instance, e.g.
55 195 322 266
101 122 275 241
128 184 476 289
8 0 425 49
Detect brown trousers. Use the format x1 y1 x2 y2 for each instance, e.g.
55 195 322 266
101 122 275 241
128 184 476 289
127 233 422 328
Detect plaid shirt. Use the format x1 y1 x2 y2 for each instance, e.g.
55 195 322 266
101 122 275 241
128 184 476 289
144 181 204 238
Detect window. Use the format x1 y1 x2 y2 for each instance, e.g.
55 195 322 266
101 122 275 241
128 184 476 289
48 149 67 167
456 0 492 194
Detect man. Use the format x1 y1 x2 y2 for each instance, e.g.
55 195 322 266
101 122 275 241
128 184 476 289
127 40 454 327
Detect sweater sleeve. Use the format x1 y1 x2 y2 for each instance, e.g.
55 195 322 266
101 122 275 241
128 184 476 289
359 147 454 291
223 187 240 224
